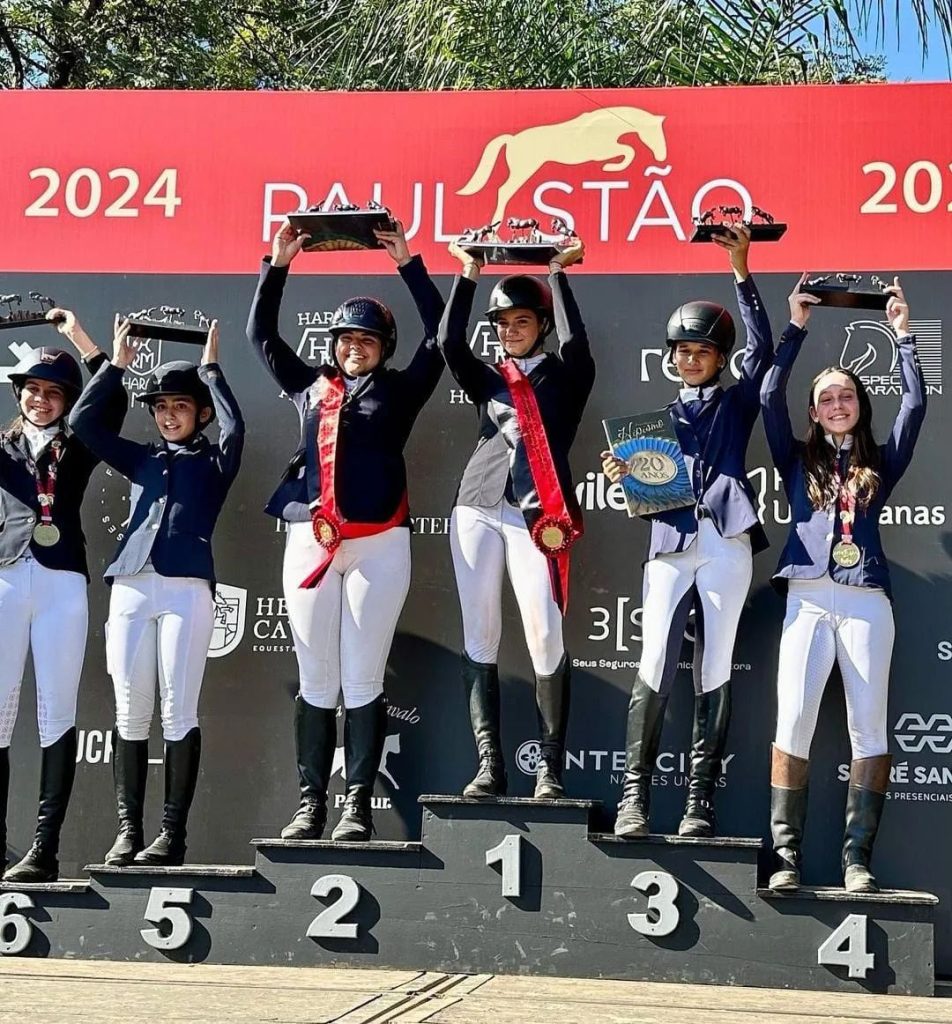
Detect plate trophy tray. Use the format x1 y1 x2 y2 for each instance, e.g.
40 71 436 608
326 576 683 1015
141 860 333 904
801 274 891 310
690 205 787 243
0 292 61 330
287 201 396 252
459 217 583 265
124 307 212 345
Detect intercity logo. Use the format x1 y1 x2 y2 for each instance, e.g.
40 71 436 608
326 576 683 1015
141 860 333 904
840 318 942 397
515 740 734 782
208 583 247 659
894 713 952 754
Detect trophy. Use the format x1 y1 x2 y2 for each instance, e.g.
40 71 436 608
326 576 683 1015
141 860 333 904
690 205 787 243
800 274 891 311
124 306 213 344
287 200 396 252
458 216 582 266
0 292 62 330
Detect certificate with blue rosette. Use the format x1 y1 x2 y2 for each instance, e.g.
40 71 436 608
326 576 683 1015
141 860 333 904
602 410 694 517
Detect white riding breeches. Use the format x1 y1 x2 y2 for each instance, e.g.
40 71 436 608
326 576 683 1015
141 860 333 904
107 569 215 742
639 519 752 695
450 499 564 676
0 556 88 749
283 522 411 711
774 576 893 761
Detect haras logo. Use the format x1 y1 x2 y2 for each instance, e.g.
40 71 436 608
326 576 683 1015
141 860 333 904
840 319 942 397
296 310 335 367
120 336 163 402
208 583 247 659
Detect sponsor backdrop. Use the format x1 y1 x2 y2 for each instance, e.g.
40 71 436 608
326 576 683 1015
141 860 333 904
2 85 950 970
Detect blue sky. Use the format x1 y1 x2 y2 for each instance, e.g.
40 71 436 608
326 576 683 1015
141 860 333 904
856 3 951 80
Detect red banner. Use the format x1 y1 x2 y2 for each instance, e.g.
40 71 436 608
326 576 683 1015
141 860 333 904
1 85 950 275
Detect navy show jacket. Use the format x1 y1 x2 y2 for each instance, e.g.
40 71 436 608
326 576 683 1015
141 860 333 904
0 351 126 581
645 275 773 560
760 323 926 600
69 362 244 586
245 255 445 524
438 270 596 510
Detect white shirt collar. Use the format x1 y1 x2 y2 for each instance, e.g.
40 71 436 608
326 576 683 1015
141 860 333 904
21 420 63 460
679 383 722 404
824 433 854 451
511 353 546 374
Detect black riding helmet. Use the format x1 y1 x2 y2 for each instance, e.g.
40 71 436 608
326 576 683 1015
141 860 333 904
486 276 554 344
665 301 735 357
141 361 215 429
329 297 397 363
10 348 83 409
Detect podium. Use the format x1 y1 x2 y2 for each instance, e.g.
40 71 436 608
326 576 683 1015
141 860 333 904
0 796 937 995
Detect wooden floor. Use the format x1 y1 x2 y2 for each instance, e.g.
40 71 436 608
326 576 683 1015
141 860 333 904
1 960 951 1023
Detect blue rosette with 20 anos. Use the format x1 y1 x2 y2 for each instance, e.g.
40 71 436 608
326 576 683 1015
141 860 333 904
603 410 693 517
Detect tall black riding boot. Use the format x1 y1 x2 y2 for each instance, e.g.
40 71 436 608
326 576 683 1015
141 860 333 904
461 653 507 799
678 683 732 837
534 655 571 799
135 728 201 866
0 747 9 873
614 675 667 838
842 754 891 893
767 745 810 891
4 728 77 884
104 733 149 865
331 696 387 842
281 698 337 839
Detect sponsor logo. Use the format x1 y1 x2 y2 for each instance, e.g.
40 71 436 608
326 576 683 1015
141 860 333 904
208 583 247 659
329 731 405 809
837 712 952 803
252 595 295 653
515 739 734 787
410 516 452 536
894 713 952 754
840 318 942 397
119 337 163 402
938 640 952 662
296 310 336 367
0 340 37 383
75 729 163 766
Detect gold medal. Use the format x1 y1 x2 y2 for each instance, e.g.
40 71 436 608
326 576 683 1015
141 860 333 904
32 523 61 547
539 524 566 551
832 541 861 568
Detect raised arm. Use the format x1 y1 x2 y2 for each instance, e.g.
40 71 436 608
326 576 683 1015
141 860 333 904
881 280 927 489
375 221 445 409
246 220 318 397
438 244 496 401
550 256 594 401
68 318 146 479
200 320 244 484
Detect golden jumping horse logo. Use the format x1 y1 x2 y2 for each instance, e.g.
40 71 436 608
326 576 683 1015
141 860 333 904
457 107 668 224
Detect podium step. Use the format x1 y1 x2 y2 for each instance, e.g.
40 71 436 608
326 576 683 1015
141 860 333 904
757 885 939 905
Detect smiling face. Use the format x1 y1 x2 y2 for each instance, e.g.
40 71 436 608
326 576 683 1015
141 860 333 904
151 394 211 443
672 341 724 387
334 330 383 377
19 378 67 428
494 308 542 358
810 371 860 437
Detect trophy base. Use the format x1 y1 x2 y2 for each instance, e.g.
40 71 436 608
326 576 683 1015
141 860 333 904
0 315 50 331
462 242 582 266
690 223 787 243
127 320 207 345
288 211 395 252
802 285 889 311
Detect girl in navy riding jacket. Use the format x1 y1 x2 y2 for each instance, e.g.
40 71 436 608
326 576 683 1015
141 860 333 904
1 310 126 884
246 219 444 844
70 317 243 867
761 275 926 895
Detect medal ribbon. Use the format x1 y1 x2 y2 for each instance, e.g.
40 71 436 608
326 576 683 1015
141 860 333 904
835 468 856 546
32 436 63 533
497 360 582 614
300 374 409 589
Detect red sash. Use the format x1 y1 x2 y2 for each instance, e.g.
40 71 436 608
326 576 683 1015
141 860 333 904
497 360 582 613
300 373 409 589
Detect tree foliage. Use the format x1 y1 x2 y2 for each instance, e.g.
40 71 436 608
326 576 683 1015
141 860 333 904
0 0 946 90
